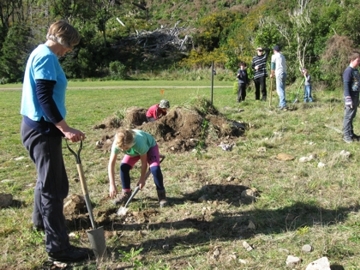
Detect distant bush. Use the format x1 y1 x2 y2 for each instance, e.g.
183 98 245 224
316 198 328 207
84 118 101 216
109 61 128 79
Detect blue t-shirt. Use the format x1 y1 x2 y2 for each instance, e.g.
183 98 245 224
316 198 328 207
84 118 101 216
20 44 67 122
111 130 156 156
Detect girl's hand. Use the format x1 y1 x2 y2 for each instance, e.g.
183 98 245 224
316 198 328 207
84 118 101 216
109 184 118 198
137 179 146 189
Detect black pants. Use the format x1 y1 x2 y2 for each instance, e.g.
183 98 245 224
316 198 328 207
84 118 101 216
254 76 267 100
237 83 247 102
343 93 360 139
21 119 70 253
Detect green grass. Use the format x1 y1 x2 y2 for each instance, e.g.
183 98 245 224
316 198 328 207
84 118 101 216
1 79 360 269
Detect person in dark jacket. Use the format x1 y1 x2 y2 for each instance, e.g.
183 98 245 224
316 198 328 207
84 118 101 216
236 62 249 102
251 47 270 101
343 51 360 143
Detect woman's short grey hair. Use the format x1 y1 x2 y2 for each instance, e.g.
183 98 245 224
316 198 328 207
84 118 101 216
46 20 80 48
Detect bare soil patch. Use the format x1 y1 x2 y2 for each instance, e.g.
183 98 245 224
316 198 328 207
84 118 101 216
94 105 245 153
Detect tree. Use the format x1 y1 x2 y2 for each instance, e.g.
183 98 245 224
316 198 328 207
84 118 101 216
0 23 31 82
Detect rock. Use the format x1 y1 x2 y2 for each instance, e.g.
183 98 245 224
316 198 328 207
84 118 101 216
198 195 207 202
0 193 13 208
242 241 253 251
302 244 313 253
63 194 86 216
241 188 259 202
286 255 301 268
300 154 317 163
317 162 326 168
339 150 350 158
276 153 295 161
219 142 233 151
53 261 67 268
227 253 236 261
305 257 330 270
226 176 234 182
248 220 256 230
299 156 310 162
213 247 220 257
95 141 103 148
239 258 247 264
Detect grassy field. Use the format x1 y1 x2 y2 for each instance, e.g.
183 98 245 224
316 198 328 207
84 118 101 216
1 79 360 269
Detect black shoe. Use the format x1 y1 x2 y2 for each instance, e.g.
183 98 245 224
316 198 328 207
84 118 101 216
261 96 267 101
48 245 91 262
352 134 360 141
32 225 45 232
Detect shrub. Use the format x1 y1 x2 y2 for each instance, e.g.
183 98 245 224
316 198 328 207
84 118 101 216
109 61 127 79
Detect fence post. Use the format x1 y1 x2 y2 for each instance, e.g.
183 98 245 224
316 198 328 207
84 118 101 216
211 61 215 105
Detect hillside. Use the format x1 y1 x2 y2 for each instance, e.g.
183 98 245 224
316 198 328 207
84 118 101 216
145 0 252 27
0 0 359 88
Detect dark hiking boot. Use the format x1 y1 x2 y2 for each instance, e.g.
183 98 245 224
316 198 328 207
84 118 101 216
157 190 168 207
352 134 360 141
48 245 91 262
113 190 131 206
32 223 45 232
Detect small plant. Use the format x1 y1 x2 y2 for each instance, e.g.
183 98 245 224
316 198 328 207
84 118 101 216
188 96 219 115
147 260 171 270
195 119 209 159
119 247 144 268
296 226 310 235
114 108 126 121
109 108 126 128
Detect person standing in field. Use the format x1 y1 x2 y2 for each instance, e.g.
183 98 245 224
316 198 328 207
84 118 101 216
20 20 91 262
146 99 170 122
108 128 168 207
270 45 287 110
302 68 313 103
236 62 249 102
251 47 270 101
342 51 360 143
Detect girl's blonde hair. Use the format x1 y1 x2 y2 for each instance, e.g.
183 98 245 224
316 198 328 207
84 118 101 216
46 20 80 49
115 128 135 149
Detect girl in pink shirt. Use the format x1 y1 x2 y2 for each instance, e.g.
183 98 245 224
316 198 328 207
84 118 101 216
146 99 170 121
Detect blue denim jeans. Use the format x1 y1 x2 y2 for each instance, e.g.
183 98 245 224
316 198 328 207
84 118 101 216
276 73 286 108
304 85 313 102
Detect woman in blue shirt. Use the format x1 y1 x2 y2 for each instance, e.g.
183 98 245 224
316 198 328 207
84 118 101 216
20 20 90 263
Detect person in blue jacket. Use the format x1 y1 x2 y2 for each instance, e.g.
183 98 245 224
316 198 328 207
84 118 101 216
20 20 91 262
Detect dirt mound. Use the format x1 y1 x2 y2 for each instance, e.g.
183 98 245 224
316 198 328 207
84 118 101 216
95 105 245 152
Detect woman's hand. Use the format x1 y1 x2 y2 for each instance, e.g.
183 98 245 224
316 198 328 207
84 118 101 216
55 120 85 142
63 127 85 142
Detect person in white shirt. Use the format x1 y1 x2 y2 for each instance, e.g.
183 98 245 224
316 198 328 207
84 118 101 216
270 45 287 109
